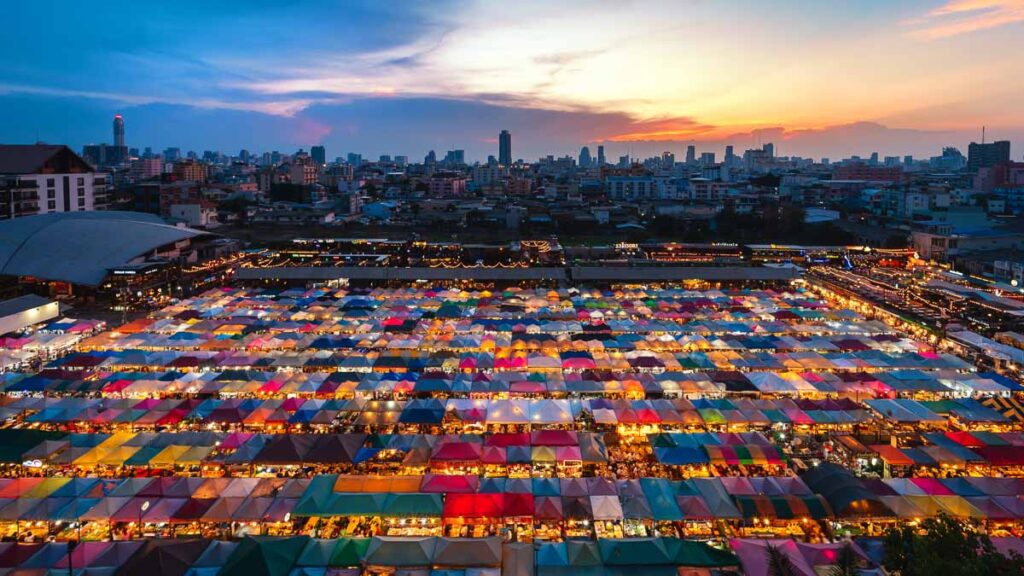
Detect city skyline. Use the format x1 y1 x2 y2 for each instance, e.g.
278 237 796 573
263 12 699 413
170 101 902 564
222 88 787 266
3 1 1024 160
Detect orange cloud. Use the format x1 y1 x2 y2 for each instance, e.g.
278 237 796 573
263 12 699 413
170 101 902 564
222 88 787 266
912 0 1024 39
604 117 719 142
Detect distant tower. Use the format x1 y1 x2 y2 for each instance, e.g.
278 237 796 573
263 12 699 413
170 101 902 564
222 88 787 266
311 145 326 166
113 114 125 148
579 146 592 168
498 130 512 166
597 145 606 166
685 145 696 165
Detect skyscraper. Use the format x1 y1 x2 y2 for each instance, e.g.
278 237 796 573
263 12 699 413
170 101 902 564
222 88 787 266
579 146 592 168
498 130 512 166
725 145 734 161
762 143 774 159
597 145 606 167
113 114 125 148
311 145 326 166
967 140 1011 172
685 145 696 165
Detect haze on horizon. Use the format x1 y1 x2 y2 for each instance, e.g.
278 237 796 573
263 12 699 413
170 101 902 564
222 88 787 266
3 0 1023 161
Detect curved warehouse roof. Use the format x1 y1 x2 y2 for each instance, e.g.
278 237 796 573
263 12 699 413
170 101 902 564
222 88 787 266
0 211 208 286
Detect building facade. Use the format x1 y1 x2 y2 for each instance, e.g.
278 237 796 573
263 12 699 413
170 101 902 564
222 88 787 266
0 145 108 219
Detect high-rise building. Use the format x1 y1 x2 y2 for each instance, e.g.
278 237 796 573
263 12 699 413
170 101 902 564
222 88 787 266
686 145 696 165
444 150 466 165
597 145 606 166
661 151 674 168
762 143 774 159
498 130 512 166
347 153 362 166
968 140 1011 172
725 145 734 162
579 146 592 168
113 115 125 148
700 152 715 166
311 146 326 166
425 150 437 165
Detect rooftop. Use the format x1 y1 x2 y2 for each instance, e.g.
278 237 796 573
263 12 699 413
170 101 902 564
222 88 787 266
0 211 208 286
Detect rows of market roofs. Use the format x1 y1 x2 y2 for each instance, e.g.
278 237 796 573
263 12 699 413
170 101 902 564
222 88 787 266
0 282 1021 576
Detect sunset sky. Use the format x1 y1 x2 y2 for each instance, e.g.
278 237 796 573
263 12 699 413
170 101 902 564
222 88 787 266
3 0 1023 160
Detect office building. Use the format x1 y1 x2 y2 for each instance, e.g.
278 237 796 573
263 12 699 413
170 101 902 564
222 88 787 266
597 145 606 166
498 130 512 166
686 145 696 165
968 140 1011 172
310 146 326 166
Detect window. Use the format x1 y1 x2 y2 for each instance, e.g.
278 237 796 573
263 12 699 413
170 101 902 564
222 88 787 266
47 200 56 210
77 177 85 186
46 178 55 187
47 190 55 199
78 188 85 196
78 197 86 207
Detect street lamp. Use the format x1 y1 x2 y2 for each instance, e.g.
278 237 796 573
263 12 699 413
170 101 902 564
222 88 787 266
139 500 151 540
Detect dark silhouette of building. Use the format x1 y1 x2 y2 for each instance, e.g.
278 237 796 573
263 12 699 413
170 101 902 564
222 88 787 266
498 130 511 166
311 145 326 166
968 140 1010 172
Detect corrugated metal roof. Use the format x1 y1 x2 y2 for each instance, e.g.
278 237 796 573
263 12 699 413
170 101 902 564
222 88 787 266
0 212 207 286
0 294 53 318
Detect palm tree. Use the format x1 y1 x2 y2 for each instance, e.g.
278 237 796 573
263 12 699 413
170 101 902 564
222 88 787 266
765 542 800 576
828 542 858 576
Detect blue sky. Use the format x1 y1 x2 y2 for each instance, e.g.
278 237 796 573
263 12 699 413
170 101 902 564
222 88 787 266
3 0 1023 161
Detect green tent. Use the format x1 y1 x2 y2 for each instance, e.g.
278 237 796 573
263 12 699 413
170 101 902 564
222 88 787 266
598 538 673 565
295 539 336 567
382 493 443 517
328 538 370 567
0 429 66 463
292 475 337 517
217 535 309 576
325 493 388 517
671 540 739 567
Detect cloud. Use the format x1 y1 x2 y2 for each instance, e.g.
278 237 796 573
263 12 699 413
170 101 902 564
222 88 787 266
603 117 719 142
911 0 1024 39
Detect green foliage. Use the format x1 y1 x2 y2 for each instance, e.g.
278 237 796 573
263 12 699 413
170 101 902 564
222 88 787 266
883 513 1024 576
765 543 799 576
826 542 857 576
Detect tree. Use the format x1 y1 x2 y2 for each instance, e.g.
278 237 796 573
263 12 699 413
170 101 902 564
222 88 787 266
883 513 1024 576
765 543 799 576
827 542 858 576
